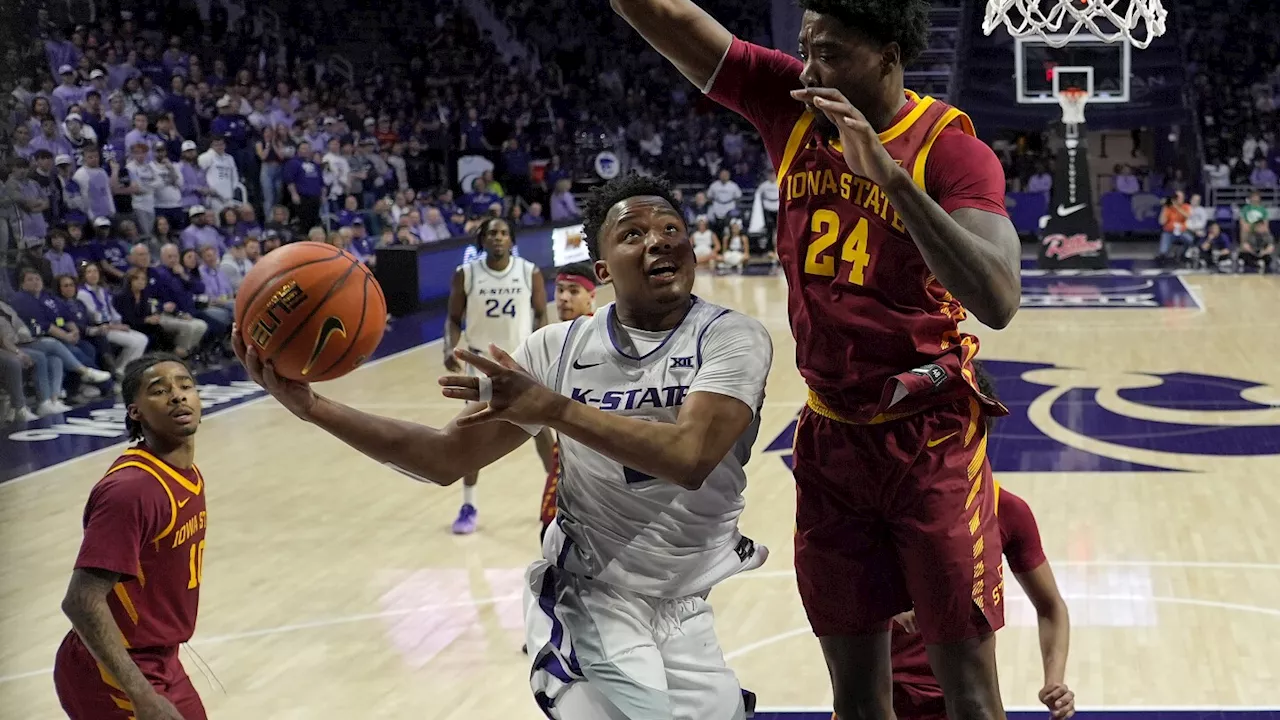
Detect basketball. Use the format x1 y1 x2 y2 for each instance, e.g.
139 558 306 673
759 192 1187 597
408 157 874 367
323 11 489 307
235 242 387 383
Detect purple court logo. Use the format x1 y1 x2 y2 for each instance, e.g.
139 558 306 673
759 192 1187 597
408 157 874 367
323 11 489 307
765 360 1280 474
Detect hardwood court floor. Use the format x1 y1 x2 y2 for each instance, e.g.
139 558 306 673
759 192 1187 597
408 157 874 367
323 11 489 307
1 272 1279 718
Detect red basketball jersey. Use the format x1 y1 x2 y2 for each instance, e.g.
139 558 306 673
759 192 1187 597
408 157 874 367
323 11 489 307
708 38 1009 424
72 445 207 649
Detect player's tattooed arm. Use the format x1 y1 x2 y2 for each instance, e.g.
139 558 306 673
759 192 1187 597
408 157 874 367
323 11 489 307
610 0 732 90
61 568 184 719
443 268 467 372
531 268 548 330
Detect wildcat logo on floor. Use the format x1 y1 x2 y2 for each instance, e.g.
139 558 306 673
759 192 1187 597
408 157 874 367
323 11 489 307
764 360 1280 474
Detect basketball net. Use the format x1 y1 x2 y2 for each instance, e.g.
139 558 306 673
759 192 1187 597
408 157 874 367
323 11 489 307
1058 89 1088 146
983 0 1168 49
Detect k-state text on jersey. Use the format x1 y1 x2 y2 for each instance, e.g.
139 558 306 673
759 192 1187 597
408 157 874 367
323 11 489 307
570 385 690 411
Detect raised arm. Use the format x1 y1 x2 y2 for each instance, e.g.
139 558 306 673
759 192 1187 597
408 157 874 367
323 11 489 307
610 0 733 90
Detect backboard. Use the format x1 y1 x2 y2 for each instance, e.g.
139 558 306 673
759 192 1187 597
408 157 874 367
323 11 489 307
1015 34 1131 104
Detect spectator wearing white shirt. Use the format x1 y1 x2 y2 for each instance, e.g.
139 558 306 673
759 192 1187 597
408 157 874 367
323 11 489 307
125 140 165 237
322 137 351 203
151 141 185 230
706 168 742 233
750 173 780 255
1187 194 1210 240
198 134 239 214
1204 158 1231 190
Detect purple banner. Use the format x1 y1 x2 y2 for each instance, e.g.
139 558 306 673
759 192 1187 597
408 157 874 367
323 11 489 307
1005 191 1164 234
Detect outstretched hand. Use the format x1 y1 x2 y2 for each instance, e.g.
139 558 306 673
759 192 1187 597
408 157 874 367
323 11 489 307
790 87 901 188
232 327 319 420
439 345 567 427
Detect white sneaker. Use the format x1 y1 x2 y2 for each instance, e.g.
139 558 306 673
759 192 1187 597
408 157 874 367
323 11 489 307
50 400 73 413
78 385 103 399
81 367 112 384
17 407 39 423
36 400 64 417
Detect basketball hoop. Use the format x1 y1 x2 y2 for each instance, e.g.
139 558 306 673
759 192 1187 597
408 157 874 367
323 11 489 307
983 0 1168 49
1058 88 1089 126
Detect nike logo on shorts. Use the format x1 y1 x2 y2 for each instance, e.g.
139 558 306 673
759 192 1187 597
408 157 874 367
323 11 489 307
926 431 958 448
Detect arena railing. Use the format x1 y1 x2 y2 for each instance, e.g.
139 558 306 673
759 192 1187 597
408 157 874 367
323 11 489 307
1208 186 1280 210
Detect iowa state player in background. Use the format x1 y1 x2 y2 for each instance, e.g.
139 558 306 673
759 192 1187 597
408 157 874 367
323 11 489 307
886 362 1074 720
611 0 1022 718
54 353 208 720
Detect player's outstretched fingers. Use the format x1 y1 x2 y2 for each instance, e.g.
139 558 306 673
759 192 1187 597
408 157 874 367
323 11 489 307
439 374 480 401
487 344 522 371
455 348 504 376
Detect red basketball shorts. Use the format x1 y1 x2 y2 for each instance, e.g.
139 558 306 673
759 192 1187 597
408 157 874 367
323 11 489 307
54 633 208 720
792 395 1005 644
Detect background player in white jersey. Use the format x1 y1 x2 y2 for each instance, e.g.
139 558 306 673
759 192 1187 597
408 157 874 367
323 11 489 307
444 217 552 533
196 134 238 214
234 173 773 720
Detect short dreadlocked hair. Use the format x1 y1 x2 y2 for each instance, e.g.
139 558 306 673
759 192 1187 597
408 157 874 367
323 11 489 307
797 0 932 66
970 358 999 431
122 352 189 441
474 216 513 250
581 173 681 261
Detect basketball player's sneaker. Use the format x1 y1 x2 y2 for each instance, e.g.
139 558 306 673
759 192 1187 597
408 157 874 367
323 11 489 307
452 504 478 534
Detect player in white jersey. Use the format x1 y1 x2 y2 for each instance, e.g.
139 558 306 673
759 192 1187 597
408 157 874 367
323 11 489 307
234 174 773 719
444 217 553 533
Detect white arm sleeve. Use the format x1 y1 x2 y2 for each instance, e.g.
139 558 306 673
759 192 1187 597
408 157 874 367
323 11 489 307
506 321 573 436
687 312 772 416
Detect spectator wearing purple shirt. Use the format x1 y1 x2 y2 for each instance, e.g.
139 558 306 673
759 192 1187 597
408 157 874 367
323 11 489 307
44 231 78 278
181 206 224 255
1025 164 1054 194
459 108 490 153
283 141 324 230
179 141 217 209
5 158 49 247
51 66 85 121
1114 164 1141 195
198 246 235 311
11 125 36 159
31 117 73 159
463 178 500 218
549 178 581 222
1250 159 1278 187
71 146 117 221
124 112 160 162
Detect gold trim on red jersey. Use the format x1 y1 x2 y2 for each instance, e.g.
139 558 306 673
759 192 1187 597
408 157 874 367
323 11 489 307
877 90 934 144
104 461 178 545
774 111 816 184
911 106 977 190
123 448 203 496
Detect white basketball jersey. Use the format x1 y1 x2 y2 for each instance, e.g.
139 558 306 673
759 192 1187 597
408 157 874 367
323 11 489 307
462 256 537 353
512 298 773 598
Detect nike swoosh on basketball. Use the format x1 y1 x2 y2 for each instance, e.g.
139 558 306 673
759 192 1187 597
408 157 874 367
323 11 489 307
1056 203 1087 217
572 359 603 370
302 316 347 377
177 498 190 508
926 431 959 448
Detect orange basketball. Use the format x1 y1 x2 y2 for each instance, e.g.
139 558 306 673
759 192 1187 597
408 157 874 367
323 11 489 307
235 242 387 382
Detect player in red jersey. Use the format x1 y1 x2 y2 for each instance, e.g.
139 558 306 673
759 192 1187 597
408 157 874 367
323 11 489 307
54 353 208 720
612 0 1022 718
885 362 1074 720
538 262 599 534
